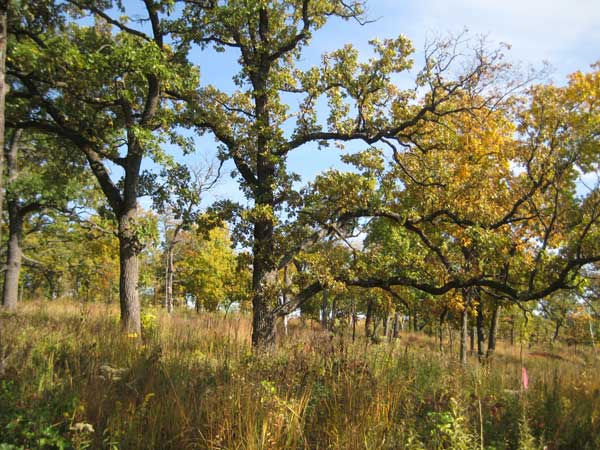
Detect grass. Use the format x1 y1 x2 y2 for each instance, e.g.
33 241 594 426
1 301 599 449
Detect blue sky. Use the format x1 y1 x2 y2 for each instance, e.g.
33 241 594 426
138 0 600 208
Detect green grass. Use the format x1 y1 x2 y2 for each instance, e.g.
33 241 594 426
1 301 598 449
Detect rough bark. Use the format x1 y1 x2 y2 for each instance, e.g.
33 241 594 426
118 210 141 335
0 2 8 245
2 203 23 310
2 130 23 310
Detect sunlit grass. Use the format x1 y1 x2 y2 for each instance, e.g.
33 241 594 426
1 300 598 449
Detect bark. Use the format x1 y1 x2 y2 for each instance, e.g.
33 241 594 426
252 296 276 348
0 2 8 246
476 299 485 359
118 210 141 335
321 289 329 328
2 203 23 310
2 130 23 310
329 295 337 331
552 320 562 342
510 315 515 346
487 304 501 357
250 224 278 348
439 308 447 353
365 298 374 338
460 307 469 365
392 311 400 339
412 311 418 333
164 246 174 313
470 326 475 354
351 300 357 343
383 313 390 338
460 289 472 365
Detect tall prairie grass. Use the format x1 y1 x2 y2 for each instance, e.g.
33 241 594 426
1 301 598 449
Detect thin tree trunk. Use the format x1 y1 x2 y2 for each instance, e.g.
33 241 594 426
460 289 472 365
383 313 390 338
476 298 485 359
329 295 337 332
2 203 23 310
412 311 418 333
164 245 174 313
510 315 515 346
0 2 8 247
2 130 23 310
461 307 469 365
439 308 447 353
365 298 374 338
552 320 562 342
487 304 501 357
351 299 357 343
321 289 329 329
448 321 454 357
392 311 400 339
470 326 475 354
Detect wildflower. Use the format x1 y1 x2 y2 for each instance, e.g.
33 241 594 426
127 332 138 339
70 422 95 433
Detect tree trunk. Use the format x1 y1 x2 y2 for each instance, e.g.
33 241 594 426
2 203 23 310
252 297 276 348
412 311 418 333
392 311 400 339
460 289 472 365
552 320 562 342
329 295 337 332
510 315 515 346
320 289 329 329
2 130 23 310
469 326 475 354
439 308 447 353
487 304 501 357
250 235 278 348
164 245 174 313
476 299 485 359
0 2 8 246
365 298 374 338
351 300 357 342
118 212 141 335
383 313 390 338
460 307 469 365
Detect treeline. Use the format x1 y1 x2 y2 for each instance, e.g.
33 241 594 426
1 0 600 361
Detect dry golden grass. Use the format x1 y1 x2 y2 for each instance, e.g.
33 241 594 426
1 300 599 449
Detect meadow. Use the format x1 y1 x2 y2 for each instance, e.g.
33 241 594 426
1 301 598 450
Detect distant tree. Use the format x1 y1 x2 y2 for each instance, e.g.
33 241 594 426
1 129 88 308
